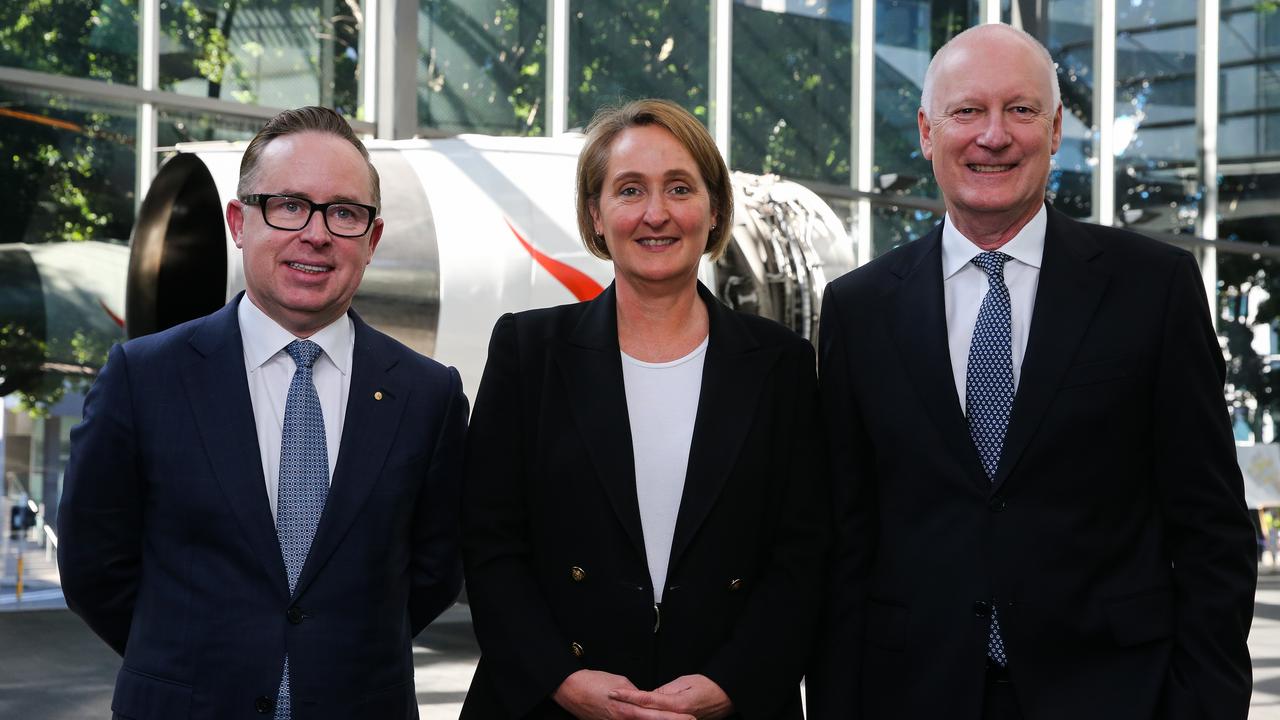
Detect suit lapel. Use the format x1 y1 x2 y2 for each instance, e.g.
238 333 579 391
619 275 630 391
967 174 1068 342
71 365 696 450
889 228 989 487
555 285 648 563
180 298 289 596
668 284 773 566
293 312 405 599
995 209 1109 490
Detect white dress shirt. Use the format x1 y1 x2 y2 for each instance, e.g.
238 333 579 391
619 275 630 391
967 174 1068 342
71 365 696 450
942 205 1046 413
238 296 354 519
621 336 709 603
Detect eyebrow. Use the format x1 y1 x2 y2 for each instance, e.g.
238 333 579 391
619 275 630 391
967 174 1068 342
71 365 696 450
610 169 698 183
275 190 369 205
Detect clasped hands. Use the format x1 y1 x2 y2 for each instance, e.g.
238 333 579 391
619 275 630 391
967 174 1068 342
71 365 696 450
553 669 734 720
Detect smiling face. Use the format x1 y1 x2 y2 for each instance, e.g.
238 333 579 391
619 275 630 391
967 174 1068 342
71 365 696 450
919 27 1062 245
589 124 716 293
226 130 383 337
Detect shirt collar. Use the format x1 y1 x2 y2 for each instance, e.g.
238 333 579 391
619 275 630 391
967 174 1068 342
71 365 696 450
941 203 1047 280
237 295 353 374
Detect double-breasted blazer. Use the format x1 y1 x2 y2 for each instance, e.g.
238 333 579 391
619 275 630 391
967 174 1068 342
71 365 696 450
58 295 467 719
460 282 830 719
806 206 1256 720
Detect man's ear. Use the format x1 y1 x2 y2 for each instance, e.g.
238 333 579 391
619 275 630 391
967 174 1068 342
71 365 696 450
227 199 246 248
918 107 934 161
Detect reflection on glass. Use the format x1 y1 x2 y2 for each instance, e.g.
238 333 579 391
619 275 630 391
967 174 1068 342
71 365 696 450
158 0 364 117
567 0 709 129
0 85 136 246
419 0 546 135
156 108 263 146
1215 4 1280 444
0 0 138 84
1044 0 1093 219
731 1 851 185
1113 0 1198 236
869 0 964 255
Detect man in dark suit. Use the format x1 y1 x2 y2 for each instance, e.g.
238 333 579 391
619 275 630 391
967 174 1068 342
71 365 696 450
807 23 1255 720
58 106 467 719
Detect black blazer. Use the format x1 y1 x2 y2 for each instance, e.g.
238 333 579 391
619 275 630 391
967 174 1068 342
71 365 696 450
58 296 467 719
461 282 829 719
806 207 1256 720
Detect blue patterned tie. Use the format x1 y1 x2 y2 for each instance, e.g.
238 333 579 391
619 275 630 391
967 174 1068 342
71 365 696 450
274 339 328 719
966 251 1013 667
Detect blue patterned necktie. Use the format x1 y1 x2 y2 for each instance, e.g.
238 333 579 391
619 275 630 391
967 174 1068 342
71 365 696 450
966 251 1013 667
274 339 329 720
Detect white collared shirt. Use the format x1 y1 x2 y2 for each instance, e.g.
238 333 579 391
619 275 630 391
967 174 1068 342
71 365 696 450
238 296 354 519
942 205 1046 414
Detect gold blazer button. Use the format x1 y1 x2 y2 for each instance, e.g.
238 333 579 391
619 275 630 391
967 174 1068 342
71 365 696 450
570 566 586 582
570 642 584 658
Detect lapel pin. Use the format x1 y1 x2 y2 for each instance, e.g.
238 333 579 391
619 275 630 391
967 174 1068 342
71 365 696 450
374 391 384 401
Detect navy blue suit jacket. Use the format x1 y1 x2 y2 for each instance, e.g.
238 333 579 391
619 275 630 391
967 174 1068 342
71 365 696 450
58 296 467 719
806 207 1255 719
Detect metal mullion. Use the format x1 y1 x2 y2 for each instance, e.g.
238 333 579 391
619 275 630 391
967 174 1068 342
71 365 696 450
851 0 873 266
1196 0 1221 320
0 67 377 135
708 0 731 163
1093 0 1115 226
137 0 159 214
546 0 569 136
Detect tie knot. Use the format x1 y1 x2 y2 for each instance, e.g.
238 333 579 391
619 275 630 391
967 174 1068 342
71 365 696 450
284 339 323 369
971 251 1012 279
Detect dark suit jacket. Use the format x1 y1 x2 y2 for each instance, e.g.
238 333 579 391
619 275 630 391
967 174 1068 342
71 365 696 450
460 283 829 719
806 206 1256 720
58 295 467 720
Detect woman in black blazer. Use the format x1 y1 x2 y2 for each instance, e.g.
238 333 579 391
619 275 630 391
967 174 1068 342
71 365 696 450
461 98 828 720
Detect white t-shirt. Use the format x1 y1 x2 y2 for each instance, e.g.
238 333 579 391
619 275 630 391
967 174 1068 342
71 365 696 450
621 336 709 603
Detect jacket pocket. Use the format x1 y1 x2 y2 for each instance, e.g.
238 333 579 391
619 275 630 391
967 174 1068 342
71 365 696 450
111 666 192 719
864 599 908 651
1105 589 1174 647
1059 357 1131 388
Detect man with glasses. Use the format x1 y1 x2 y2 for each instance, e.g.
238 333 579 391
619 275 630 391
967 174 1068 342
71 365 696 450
59 106 467 719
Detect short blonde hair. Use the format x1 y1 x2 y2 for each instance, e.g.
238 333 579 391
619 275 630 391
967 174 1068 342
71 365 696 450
575 99 733 261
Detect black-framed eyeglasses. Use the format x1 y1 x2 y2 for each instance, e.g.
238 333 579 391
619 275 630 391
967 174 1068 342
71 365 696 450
241 193 378 238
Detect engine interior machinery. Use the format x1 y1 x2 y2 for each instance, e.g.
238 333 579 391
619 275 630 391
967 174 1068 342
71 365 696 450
126 135 854 398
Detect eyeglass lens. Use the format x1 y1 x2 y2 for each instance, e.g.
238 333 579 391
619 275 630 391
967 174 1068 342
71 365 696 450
263 196 371 236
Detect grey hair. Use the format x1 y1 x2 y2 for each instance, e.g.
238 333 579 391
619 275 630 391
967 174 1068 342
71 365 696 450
919 23 1061 118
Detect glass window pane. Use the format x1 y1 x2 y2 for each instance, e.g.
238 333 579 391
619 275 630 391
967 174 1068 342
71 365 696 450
1045 0 1093 219
159 0 365 118
731 1 851 184
0 85 136 245
870 0 965 258
1216 5 1280 442
1114 1 1198 235
418 1 546 135
156 108 264 146
567 0 709 129
0 0 138 84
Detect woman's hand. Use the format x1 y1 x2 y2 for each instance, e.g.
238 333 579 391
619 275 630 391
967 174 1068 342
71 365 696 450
609 674 733 719
554 669 694 720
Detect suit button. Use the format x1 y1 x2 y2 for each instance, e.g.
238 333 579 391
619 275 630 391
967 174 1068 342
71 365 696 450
728 578 744 592
254 696 273 714
989 496 1008 512
972 601 991 618
287 606 305 624
570 641 584 658
570 566 586 582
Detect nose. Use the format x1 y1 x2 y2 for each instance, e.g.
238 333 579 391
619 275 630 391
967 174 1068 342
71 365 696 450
642 193 670 227
976 112 1012 151
299 206 332 244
